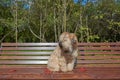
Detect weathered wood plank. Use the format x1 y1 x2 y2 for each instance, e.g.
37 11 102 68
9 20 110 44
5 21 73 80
78 56 120 59
1 47 55 50
0 60 120 65
1 43 58 47
0 56 50 60
77 60 120 64
1 52 52 55
79 51 120 54
0 56 120 60
2 46 120 51
2 42 120 46
1 64 120 68
0 67 120 79
78 42 120 46
78 47 120 50
0 60 48 64
1 51 120 55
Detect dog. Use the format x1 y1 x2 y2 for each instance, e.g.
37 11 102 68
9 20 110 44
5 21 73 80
47 32 78 72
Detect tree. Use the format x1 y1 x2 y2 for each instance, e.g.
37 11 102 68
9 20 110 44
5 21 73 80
0 0 120 42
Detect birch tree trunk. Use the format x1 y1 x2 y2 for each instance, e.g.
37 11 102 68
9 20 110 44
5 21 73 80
15 0 18 43
86 15 89 42
40 0 42 42
63 0 66 32
54 5 57 42
80 12 83 42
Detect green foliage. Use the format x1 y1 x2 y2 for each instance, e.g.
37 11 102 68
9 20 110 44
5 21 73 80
0 0 120 42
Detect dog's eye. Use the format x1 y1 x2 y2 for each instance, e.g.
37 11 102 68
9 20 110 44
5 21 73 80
71 39 76 44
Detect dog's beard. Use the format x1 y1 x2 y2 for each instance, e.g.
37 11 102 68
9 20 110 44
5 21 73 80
60 44 74 63
61 47 74 64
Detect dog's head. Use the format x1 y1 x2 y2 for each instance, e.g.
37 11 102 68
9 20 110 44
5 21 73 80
59 32 78 53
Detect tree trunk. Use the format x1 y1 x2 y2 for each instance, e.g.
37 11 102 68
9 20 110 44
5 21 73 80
63 0 66 32
86 16 89 42
15 0 18 43
54 6 57 42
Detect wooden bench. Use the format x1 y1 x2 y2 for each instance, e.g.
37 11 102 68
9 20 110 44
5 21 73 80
0 42 120 80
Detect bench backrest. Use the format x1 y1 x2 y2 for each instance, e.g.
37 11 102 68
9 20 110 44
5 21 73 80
0 43 120 67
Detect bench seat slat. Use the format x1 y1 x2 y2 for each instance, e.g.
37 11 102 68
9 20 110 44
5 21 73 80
0 60 48 64
0 56 120 60
0 60 120 65
79 47 120 50
1 52 52 55
1 47 55 50
78 56 120 59
1 42 120 46
0 67 120 74
76 64 120 67
79 51 120 54
78 42 120 46
77 60 120 64
1 43 58 47
1 52 120 55
0 56 50 60
1 64 120 68
2 46 120 51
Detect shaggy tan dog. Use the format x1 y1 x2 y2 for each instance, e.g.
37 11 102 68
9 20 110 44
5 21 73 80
47 32 78 72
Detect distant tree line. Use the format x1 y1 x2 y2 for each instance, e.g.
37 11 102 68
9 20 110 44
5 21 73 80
0 0 120 43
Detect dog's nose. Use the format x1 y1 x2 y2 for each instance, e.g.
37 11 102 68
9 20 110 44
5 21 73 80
59 41 62 48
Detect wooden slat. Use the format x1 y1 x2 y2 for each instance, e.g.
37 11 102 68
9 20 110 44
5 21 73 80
78 42 120 46
76 64 120 67
79 51 120 54
0 64 120 68
0 56 50 60
78 56 120 59
1 52 52 55
2 47 55 50
0 56 120 60
2 46 120 51
77 60 120 64
1 64 120 68
0 60 48 64
0 60 120 65
78 47 120 50
0 65 47 68
1 43 58 47
1 51 120 55
0 67 120 74
1 43 57 46
2 42 120 47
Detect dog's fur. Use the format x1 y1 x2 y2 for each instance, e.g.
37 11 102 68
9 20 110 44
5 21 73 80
47 32 78 72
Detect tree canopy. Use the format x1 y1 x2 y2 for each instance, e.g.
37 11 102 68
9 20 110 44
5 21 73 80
0 0 120 43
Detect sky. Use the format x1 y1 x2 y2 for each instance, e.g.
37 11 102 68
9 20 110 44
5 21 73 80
73 0 97 5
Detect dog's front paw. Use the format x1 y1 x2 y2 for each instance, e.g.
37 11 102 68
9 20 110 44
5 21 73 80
60 66 68 72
